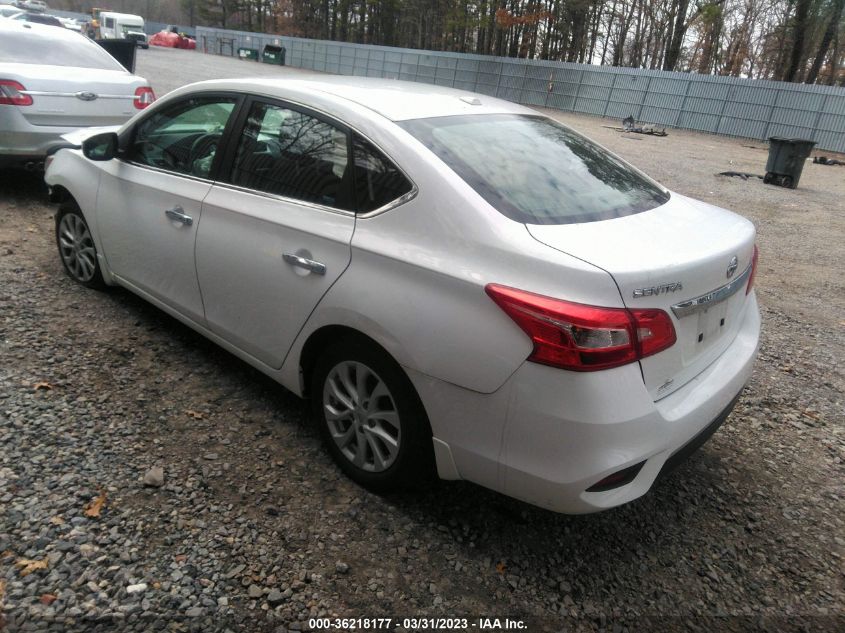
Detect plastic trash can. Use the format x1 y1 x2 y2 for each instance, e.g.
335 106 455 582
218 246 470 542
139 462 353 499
764 137 816 189
262 44 286 65
237 47 259 61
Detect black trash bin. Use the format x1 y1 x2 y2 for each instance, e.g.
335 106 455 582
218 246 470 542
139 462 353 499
262 44 286 65
95 39 136 73
764 137 816 189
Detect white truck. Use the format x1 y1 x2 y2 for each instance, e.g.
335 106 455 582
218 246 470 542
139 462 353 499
97 11 147 48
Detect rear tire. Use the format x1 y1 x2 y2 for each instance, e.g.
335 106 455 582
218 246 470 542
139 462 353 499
55 202 106 290
311 337 434 492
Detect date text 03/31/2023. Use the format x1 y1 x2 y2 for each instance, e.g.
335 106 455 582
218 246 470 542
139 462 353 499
308 617 528 630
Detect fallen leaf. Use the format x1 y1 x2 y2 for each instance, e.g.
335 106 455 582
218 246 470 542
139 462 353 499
152 581 161 590
495 562 507 576
84 490 107 518
49 516 64 525
174 554 187 563
40 594 57 605
0 578 6 600
33 381 53 391
185 409 204 419
15 558 48 577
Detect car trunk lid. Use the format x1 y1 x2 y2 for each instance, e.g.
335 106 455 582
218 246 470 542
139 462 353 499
527 193 756 400
2 63 145 126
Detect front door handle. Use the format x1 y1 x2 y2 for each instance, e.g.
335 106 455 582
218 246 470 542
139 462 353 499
165 206 193 226
283 253 326 275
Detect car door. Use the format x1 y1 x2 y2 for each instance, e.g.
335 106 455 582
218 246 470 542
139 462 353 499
195 97 356 368
96 94 240 323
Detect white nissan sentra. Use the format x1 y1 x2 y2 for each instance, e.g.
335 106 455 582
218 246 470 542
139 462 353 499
44 77 760 513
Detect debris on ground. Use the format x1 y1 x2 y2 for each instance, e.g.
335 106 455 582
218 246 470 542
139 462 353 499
718 171 764 180
602 116 668 137
813 156 845 166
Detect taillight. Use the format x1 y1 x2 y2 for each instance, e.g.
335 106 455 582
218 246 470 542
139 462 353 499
485 284 676 372
0 80 33 106
133 86 156 109
746 244 759 295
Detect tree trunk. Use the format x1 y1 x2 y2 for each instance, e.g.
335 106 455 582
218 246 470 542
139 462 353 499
663 0 691 71
784 0 812 82
806 0 844 84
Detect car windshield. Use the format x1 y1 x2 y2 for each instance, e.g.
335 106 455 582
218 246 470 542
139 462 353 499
0 26 125 70
400 114 669 225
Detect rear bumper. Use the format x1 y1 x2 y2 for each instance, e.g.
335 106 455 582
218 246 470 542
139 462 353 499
0 106 79 163
414 292 760 514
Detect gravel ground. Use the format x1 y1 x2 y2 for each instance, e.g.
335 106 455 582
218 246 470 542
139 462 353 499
1 46 844 633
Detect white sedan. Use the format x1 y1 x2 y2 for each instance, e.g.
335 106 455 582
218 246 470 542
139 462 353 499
0 19 154 169
44 76 760 513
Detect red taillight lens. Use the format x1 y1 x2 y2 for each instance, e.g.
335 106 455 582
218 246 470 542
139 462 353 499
133 86 156 109
746 244 759 295
485 284 676 372
0 80 33 106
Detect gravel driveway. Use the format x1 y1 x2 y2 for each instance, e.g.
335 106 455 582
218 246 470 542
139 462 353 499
1 46 843 633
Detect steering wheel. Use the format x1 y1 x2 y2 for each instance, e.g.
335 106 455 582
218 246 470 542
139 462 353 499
135 139 179 170
188 133 221 176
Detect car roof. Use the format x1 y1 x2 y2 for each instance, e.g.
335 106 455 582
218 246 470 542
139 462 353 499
193 75 533 122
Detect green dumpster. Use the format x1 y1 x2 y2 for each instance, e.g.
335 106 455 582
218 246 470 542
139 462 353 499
237 47 259 61
262 44 286 65
763 137 816 189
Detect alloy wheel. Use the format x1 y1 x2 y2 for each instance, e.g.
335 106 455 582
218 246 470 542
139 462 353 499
58 213 97 283
322 360 401 473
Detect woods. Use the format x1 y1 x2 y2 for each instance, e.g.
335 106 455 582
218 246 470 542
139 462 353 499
53 0 845 84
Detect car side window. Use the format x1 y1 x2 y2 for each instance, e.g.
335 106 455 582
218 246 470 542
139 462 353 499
104 17 114 28
229 101 351 210
352 136 413 213
129 97 236 178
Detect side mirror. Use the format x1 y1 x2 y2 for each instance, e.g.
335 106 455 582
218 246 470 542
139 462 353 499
82 132 118 161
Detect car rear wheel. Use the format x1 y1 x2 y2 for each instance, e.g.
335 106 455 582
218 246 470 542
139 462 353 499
311 338 433 491
55 203 105 289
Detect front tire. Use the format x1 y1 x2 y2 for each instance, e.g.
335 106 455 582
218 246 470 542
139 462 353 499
55 202 106 290
311 338 434 492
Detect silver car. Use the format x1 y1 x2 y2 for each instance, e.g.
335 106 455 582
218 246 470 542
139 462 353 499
0 19 154 169
45 77 759 513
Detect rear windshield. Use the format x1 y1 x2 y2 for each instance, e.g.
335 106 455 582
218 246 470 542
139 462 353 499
0 27 125 70
400 114 669 225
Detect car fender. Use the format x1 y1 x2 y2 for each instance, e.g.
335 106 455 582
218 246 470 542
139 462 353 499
44 149 114 283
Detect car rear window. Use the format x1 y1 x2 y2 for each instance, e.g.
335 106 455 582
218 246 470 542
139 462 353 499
399 114 669 225
0 27 125 70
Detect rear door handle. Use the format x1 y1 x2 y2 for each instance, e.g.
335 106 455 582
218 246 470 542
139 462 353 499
283 253 326 275
165 206 193 226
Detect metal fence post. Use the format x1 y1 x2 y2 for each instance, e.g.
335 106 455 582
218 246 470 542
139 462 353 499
811 93 829 142
636 75 652 121
674 77 692 127
574 68 584 111
602 72 618 117
716 83 730 134
762 88 782 140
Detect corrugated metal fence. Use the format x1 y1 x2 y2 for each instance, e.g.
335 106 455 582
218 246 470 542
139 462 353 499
197 26 845 153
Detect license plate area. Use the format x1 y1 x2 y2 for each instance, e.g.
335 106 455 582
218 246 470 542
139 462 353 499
695 302 730 347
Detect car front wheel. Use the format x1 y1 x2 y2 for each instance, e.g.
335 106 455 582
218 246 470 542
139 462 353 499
311 338 433 491
55 203 105 289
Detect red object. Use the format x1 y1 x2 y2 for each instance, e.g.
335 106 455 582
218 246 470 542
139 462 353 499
0 80 33 106
133 86 156 109
149 30 196 49
485 284 676 371
746 244 758 295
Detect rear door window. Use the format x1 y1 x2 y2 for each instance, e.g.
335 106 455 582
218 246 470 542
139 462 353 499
227 101 352 211
351 136 413 213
